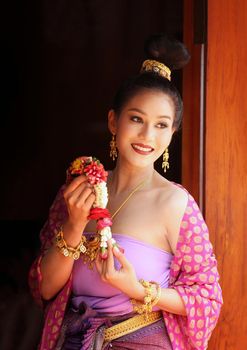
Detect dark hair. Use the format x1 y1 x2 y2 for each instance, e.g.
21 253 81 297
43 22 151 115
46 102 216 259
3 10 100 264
112 34 190 130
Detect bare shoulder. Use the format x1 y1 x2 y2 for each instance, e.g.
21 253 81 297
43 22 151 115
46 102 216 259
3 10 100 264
155 175 189 253
154 172 188 212
165 182 189 214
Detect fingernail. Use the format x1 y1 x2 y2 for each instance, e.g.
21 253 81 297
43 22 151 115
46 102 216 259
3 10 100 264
119 246 125 254
113 246 120 253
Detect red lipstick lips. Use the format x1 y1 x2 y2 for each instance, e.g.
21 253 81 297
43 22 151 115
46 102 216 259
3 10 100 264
131 143 154 155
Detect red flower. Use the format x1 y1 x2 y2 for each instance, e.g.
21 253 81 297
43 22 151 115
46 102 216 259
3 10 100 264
96 218 112 230
88 208 111 220
66 157 89 184
65 156 108 185
84 161 108 185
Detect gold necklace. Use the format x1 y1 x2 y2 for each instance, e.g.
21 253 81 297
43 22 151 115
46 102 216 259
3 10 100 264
110 180 147 220
82 179 146 267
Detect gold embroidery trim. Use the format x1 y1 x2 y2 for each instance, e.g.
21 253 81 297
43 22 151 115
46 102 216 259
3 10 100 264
104 310 162 342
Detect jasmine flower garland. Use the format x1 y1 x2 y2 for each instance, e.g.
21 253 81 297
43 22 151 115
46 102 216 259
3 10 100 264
66 156 120 259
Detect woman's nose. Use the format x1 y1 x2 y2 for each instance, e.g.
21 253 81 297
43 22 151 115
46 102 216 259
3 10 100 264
138 123 154 140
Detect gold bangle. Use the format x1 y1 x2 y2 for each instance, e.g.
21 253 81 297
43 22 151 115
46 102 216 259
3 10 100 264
55 228 86 260
150 282 161 307
130 279 161 318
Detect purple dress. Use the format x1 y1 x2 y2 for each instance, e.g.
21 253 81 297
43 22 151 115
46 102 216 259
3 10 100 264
56 233 174 349
72 233 173 315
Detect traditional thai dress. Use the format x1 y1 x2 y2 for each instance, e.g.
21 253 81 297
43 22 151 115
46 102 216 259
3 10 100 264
29 183 223 350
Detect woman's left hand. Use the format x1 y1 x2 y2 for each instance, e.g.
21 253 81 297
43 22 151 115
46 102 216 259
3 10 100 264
95 240 144 300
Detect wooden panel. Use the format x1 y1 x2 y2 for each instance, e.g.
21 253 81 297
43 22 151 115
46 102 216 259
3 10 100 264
182 0 202 203
206 1 247 349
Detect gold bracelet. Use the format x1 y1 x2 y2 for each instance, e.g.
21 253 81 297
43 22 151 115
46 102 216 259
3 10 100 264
131 280 161 318
55 228 86 260
150 282 161 308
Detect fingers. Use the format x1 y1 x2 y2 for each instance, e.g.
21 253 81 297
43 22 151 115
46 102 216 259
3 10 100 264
84 191 96 209
63 175 88 197
95 241 116 283
63 175 96 228
113 245 131 270
95 253 103 275
105 240 115 274
64 175 95 210
73 187 95 208
65 187 93 215
96 241 137 299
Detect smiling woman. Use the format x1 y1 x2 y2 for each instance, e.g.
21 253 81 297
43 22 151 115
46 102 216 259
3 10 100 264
108 91 175 171
29 34 222 350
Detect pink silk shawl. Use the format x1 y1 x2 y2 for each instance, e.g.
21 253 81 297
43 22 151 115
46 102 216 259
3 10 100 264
29 183 223 350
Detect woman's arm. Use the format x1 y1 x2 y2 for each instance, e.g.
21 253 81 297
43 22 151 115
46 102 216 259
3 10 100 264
105 244 187 316
40 222 84 300
164 190 223 349
155 287 187 315
95 238 187 316
153 186 188 315
39 175 95 300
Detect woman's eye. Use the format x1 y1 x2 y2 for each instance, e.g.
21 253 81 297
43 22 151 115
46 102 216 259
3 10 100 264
156 123 168 129
130 116 142 123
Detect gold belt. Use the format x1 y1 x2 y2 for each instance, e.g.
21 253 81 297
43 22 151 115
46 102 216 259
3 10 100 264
104 310 162 342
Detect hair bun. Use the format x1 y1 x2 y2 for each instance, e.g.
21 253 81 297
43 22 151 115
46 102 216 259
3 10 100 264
144 33 190 70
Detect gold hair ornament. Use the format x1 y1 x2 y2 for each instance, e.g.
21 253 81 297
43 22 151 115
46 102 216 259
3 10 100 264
140 59 171 81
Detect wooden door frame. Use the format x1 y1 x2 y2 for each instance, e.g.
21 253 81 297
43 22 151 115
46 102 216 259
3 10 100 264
182 0 206 210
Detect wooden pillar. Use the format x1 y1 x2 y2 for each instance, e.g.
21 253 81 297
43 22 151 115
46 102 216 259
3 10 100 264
206 1 247 348
183 0 207 208
182 0 202 204
183 0 247 348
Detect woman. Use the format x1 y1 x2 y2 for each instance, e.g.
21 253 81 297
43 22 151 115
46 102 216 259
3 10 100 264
29 34 223 350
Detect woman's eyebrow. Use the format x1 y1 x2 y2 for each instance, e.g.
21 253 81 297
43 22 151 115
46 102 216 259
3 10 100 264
127 108 146 115
127 108 172 120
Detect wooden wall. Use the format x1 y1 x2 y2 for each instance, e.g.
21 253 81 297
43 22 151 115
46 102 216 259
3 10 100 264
206 1 247 348
184 0 247 349
182 0 201 203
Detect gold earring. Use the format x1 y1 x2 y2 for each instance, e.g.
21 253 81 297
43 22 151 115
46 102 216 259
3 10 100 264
162 148 169 172
110 134 117 161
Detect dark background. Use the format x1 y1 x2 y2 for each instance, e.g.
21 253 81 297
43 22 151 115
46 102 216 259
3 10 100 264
1 1 183 348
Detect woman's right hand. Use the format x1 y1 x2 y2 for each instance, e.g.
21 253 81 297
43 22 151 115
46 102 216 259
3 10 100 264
40 175 96 300
63 175 96 234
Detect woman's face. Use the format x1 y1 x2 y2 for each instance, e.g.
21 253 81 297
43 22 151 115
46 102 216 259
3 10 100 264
108 89 176 169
